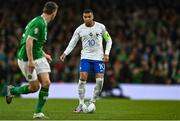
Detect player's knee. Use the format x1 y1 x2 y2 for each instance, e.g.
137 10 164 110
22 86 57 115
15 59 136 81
42 80 51 88
80 77 87 81
29 83 40 92
80 74 88 81
96 74 104 78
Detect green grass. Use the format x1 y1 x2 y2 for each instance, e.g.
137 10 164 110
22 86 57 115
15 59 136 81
0 97 180 120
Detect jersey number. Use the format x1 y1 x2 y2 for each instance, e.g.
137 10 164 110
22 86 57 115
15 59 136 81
99 63 105 70
88 39 95 46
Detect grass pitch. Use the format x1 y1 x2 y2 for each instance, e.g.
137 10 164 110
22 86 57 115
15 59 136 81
0 97 179 120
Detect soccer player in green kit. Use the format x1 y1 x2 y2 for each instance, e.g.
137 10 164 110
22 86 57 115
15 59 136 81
5 1 58 119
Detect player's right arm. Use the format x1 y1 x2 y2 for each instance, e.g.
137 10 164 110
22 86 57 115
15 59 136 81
60 28 80 62
26 36 35 73
26 21 42 73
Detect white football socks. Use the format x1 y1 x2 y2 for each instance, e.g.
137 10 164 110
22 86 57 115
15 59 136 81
78 80 86 105
91 78 104 103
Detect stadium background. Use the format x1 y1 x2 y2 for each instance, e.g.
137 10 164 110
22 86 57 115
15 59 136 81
0 0 180 97
0 0 180 120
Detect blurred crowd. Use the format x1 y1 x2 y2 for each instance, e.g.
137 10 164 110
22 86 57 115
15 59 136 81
0 0 180 91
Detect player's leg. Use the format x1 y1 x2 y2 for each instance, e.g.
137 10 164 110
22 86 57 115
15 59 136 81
74 59 90 113
33 57 51 119
35 73 50 113
10 80 40 95
6 60 40 104
6 80 40 104
90 61 105 103
78 72 88 104
33 73 50 119
74 72 88 113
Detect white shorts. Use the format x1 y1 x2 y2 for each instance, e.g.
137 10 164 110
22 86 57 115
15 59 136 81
18 57 51 82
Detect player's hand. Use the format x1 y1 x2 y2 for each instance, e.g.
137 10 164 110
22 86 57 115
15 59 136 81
45 54 52 63
103 55 109 63
28 60 35 73
60 53 66 62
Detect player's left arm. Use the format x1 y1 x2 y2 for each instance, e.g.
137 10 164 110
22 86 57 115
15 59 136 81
102 26 112 63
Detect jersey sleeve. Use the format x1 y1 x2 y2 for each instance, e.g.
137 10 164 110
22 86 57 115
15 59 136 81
64 28 80 55
27 22 42 40
101 24 112 55
101 24 110 41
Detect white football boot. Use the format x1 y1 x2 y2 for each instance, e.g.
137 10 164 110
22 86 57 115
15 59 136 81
33 112 49 119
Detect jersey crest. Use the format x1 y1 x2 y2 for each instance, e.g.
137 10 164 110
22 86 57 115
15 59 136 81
34 28 39 34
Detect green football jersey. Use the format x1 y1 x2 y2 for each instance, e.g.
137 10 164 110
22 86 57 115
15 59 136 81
17 16 47 61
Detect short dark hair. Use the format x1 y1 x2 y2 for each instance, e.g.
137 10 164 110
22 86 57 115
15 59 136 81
83 9 93 14
43 1 58 15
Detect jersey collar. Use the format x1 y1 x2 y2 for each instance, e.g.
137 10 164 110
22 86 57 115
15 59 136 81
41 15 47 26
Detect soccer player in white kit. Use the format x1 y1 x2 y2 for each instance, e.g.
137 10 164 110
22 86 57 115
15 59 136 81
60 9 112 113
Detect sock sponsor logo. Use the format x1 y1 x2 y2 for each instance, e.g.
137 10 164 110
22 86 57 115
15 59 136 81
43 96 48 100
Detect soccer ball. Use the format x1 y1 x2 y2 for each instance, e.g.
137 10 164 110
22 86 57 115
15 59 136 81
82 102 96 113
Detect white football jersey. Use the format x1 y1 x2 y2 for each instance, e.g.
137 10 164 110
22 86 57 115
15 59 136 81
64 22 112 61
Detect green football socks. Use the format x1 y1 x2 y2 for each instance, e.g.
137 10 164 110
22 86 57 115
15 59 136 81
11 85 29 95
35 87 49 113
